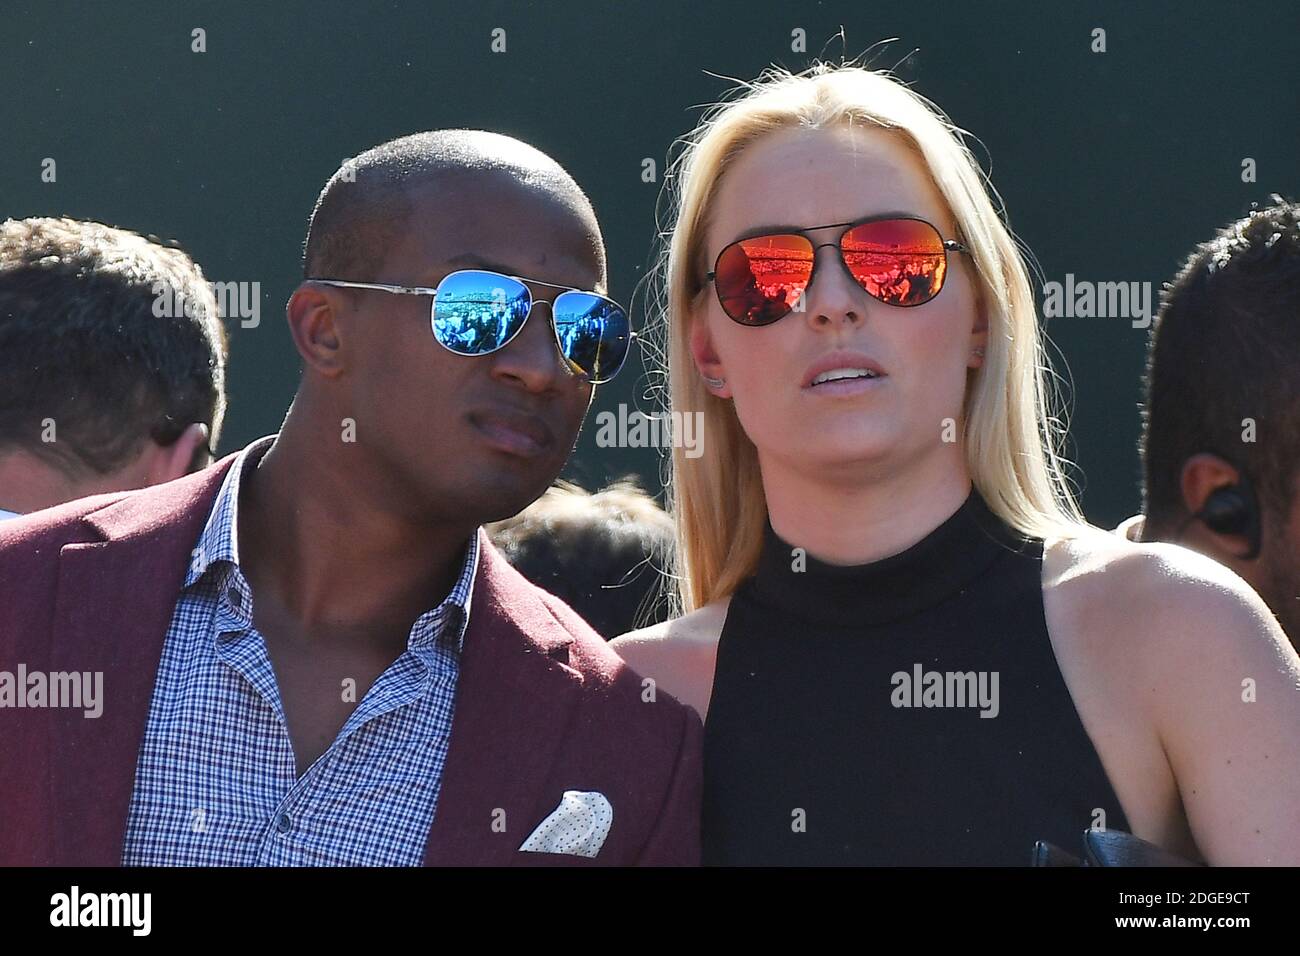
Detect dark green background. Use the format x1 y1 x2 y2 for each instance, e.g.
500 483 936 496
3 0 1296 526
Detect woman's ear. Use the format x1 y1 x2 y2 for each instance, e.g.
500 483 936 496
968 298 990 369
690 315 731 398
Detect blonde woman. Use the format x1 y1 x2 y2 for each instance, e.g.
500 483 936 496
612 63 1300 865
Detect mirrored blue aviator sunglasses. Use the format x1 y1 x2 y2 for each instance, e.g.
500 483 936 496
311 268 636 385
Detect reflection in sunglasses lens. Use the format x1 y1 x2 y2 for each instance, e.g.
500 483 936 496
433 271 529 354
553 292 631 384
842 219 948 307
715 235 813 325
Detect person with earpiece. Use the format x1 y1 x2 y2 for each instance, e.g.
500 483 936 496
612 64 1300 866
1122 197 1300 649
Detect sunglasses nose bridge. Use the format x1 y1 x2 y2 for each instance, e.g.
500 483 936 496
528 296 579 368
511 292 566 352
523 296 580 368
800 240 872 324
487 298 578 390
812 239 847 283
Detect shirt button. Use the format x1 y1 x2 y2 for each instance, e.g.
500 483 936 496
275 812 292 834
227 587 243 609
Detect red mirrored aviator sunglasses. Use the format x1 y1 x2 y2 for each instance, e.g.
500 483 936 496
705 215 971 326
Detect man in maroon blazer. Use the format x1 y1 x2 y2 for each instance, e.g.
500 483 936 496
0 130 701 866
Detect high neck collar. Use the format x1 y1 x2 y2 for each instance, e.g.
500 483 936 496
747 489 1032 627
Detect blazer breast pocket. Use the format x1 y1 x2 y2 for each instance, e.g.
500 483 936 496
516 789 615 860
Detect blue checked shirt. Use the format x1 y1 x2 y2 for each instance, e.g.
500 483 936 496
121 436 481 866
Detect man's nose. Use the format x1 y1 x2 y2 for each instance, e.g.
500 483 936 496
491 296 573 388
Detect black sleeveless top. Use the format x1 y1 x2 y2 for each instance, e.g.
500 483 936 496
702 489 1130 865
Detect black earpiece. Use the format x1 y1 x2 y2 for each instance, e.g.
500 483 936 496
1192 471 1261 560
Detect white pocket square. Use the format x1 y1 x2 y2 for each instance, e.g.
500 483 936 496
518 790 614 858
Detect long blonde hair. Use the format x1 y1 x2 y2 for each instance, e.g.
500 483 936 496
648 61 1088 615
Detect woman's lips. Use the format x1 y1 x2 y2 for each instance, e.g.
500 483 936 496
804 373 888 397
801 349 887 388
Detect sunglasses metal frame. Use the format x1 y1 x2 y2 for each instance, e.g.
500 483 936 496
309 269 636 384
704 214 971 324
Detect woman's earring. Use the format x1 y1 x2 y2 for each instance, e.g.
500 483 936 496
972 347 985 358
702 373 725 389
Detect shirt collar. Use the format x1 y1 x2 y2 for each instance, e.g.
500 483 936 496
187 435 482 654
185 435 273 587
428 527 480 655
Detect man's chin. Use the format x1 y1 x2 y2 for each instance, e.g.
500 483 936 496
459 466 562 525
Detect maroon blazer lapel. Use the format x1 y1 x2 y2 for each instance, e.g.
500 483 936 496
47 456 237 865
422 531 583 866
36 459 585 866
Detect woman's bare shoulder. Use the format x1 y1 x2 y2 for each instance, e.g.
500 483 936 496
1042 528 1300 863
1040 527 1287 666
1042 526 1268 619
610 596 732 719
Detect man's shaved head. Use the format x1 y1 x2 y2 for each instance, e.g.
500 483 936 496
302 129 605 282
285 128 611 530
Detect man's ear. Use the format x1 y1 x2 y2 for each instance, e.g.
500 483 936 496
286 283 346 378
1180 453 1242 517
689 316 730 398
1179 453 1255 558
146 422 211 485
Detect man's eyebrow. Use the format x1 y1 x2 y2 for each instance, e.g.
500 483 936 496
446 251 518 273
441 252 607 294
